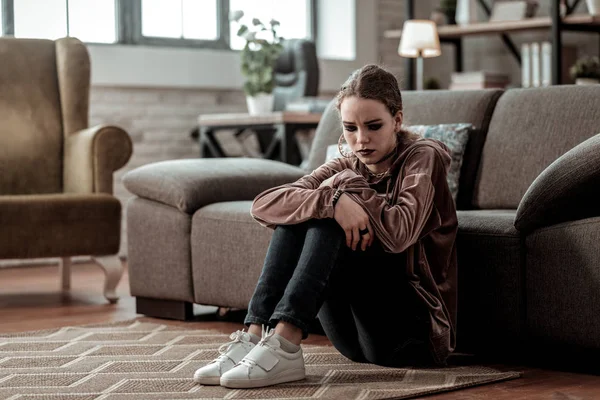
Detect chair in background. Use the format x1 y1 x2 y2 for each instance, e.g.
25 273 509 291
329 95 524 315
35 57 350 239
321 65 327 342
192 39 320 165
237 39 320 165
0 37 132 302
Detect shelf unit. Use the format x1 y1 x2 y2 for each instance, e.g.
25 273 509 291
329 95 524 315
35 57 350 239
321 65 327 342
389 0 600 89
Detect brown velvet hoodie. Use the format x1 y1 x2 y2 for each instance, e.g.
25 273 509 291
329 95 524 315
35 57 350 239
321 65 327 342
251 137 458 365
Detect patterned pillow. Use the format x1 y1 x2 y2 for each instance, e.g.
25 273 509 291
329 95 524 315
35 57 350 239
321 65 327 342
407 123 472 202
324 123 472 202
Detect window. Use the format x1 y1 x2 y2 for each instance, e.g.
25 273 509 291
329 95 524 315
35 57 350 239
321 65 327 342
141 0 218 40
2 0 315 51
229 0 312 50
13 0 116 43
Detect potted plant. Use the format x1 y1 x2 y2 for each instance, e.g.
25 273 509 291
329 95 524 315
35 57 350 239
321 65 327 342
440 0 457 24
231 10 284 115
570 56 600 85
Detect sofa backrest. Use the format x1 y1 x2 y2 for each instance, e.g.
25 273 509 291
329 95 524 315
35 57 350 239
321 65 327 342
473 86 600 209
306 89 503 209
0 37 90 195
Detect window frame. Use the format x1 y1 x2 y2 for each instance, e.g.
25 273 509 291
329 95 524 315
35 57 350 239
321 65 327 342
2 0 316 50
128 0 230 49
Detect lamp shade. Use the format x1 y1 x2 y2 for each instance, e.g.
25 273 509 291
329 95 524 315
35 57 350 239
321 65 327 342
398 20 441 58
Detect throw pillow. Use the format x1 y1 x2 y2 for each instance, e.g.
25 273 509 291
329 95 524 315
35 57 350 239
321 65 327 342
406 123 472 202
324 124 472 202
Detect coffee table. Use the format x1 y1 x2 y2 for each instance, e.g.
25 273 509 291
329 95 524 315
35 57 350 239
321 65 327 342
197 112 322 165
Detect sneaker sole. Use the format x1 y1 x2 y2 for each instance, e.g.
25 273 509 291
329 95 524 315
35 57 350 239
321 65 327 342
193 376 221 385
220 368 306 389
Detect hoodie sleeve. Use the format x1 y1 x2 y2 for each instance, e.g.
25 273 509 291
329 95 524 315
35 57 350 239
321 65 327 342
340 145 450 253
250 159 346 228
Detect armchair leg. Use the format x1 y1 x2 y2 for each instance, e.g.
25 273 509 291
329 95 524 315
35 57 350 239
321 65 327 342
59 257 71 291
93 255 124 304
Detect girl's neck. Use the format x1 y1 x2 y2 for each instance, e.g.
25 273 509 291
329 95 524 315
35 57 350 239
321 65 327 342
366 145 397 174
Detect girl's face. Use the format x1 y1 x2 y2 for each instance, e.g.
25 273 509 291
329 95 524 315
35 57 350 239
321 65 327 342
340 96 403 173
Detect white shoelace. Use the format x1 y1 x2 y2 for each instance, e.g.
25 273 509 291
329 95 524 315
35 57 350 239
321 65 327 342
213 330 249 373
238 325 276 377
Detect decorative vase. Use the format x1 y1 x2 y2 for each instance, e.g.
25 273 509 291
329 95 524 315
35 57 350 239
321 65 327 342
586 0 600 15
575 77 600 85
455 0 478 25
246 93 274 115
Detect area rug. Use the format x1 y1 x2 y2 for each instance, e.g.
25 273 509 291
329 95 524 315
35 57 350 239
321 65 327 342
0 319 521 400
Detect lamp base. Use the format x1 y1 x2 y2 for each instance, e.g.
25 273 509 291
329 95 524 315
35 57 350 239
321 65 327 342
416 56 424 91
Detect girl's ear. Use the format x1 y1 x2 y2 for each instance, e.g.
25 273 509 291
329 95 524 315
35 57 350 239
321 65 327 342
395 111 404 131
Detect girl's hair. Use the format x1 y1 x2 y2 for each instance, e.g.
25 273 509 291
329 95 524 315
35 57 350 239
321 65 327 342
335 64 420 142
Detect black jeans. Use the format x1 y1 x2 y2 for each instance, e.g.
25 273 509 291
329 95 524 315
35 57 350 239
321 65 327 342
244 219 432 367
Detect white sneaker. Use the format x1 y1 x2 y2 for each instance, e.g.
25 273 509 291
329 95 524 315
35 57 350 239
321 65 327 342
193 330 256 385
220 327 306 389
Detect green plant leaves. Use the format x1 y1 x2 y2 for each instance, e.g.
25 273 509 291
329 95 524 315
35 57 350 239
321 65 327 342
234 15 284 96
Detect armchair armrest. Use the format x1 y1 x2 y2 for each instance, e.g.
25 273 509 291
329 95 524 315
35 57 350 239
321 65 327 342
122 158 305 214
64 125 133 194
515 133 600 233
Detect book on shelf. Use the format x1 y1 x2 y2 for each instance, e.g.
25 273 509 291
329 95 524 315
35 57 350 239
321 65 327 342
531 43 541 87
522 43 531 88
521 41 577 87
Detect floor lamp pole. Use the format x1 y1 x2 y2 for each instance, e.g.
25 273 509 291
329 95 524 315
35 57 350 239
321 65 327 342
416 53 424 91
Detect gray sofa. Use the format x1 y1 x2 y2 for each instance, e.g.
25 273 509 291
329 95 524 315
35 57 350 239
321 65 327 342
123 86 600 364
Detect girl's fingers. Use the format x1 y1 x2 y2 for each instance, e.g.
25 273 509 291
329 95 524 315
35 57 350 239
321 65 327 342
367 221 375 247
352 227 360 251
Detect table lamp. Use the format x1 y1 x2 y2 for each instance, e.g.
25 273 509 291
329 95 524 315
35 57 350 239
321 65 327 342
398 20 441 91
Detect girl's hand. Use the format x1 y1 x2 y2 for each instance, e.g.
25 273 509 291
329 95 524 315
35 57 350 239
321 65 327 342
333 193 374 251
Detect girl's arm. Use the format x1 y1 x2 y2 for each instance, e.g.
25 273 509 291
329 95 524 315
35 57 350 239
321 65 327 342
339 145 450 253
250 159 346 228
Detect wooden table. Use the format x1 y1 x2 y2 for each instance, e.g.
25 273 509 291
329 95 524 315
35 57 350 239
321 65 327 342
197 111 322 165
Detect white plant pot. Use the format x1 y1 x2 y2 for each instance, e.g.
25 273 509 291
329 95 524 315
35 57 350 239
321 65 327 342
246 93 274 115
586 0 600 15
576 77 600 85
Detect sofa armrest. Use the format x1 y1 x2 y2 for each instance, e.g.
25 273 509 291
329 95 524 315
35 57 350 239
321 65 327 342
122 158 305 214
515 133 600 233
64 125 133 194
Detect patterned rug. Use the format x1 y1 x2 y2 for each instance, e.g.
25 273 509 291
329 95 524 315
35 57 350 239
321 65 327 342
0 319 521 400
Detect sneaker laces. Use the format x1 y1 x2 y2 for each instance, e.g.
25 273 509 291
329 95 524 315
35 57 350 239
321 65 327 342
213 330 249 373
239 325 276 377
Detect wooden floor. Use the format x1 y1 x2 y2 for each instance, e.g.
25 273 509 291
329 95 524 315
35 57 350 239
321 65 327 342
1 261 600 399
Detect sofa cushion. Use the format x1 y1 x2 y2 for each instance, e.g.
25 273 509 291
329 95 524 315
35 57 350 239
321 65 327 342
123 158 305 214
474 85 600 209
0 193 121 258
515 133 600 233
191 201 273 308
455 209 524 354
305 90 503 210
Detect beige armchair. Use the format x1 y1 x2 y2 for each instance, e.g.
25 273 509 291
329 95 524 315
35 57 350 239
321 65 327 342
0 37 132 302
